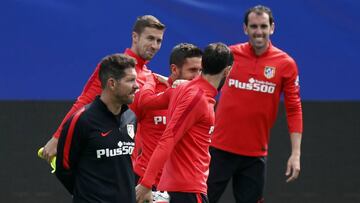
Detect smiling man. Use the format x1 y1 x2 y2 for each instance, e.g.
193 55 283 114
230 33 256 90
207 5 303 203
42 15 165 162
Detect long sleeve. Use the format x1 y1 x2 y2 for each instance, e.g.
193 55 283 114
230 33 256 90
53 65 101 138
283 60 303 133
55 108 86 194
140 89 204 188
138 79 173 112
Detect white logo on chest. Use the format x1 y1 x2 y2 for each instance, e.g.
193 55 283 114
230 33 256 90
228 78 276 94
209 126 215 134
96 141 135 158
154 116 166 125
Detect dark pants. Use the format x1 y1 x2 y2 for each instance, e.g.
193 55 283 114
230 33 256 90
168 192 209 203
207 147 266 203
134 173 142 186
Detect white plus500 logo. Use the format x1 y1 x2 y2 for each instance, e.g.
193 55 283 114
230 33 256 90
154 116 166 125
96 141 134 158
228 78 276 94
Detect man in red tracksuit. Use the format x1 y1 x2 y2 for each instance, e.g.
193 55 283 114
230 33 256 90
135 43 233 203
133 43 203 185
41 15 166 162
207 5 303 203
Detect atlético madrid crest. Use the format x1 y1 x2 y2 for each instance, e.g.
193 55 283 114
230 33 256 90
127 124 135 139
264 66 276 79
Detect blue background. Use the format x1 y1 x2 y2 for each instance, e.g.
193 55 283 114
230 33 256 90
2 0 359 100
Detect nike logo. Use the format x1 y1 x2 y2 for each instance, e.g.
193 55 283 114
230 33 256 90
100 130 112 137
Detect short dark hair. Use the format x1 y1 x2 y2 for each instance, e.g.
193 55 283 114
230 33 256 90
244 5 274 26
132 15 165 34
99 54 136 89
202 42 233 75
169 43 203 68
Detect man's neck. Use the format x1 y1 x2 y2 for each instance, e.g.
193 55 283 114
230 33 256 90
130 46 138 56
100 93 122 115
128 46 147 66
169 74 177 82
251 42 270 56
201 74 223 90
254 47 267 56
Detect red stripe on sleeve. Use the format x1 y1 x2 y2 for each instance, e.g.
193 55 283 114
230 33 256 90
62 107 86 169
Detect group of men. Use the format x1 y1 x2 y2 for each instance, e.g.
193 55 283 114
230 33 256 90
41 5 303 203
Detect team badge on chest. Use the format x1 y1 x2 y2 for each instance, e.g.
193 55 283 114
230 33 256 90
126 124 135 139
264 66 276 79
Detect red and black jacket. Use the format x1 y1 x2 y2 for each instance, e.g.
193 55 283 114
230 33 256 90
56 97 137 203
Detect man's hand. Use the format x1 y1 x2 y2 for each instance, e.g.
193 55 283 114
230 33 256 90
172 79 188 88
42 137 58 163
285 154 300 182
135 184 152 203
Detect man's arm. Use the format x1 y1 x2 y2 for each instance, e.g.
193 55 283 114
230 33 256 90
42 137 58 163
153 73 169 87
283 59 303 182
137 75 174 111
136 89 204 203
42 65 101 161
286 132 302 182
55 108 86 194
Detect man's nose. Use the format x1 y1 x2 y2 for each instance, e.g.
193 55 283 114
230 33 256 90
151 40 160 50
254 27 262 34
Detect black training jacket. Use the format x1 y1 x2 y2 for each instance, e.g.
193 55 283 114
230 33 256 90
56 97 137 203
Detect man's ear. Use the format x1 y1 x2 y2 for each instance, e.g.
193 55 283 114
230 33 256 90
270 23 275 35
170 64 179 76
224 66 232 77
107 78 116 90
132 32 139 44
243 23 248 35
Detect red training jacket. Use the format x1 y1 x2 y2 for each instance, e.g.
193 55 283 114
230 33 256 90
132 74 173 185
211 42 303 157
141 76 217 194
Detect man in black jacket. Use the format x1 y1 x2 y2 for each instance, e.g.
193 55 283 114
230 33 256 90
56 53 139 203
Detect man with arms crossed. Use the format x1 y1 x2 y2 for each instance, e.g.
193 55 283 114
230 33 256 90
207 5 303 203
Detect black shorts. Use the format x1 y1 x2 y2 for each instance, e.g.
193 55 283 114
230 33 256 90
168 192 208 203
207 147 266 203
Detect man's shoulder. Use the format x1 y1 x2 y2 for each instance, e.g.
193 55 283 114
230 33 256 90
270 45 296 62
229 43 251 58
77 100 108 122
122 107 137 124
62 106 88 131
179 83 206 103
74 103 95 123
229 42 247 51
